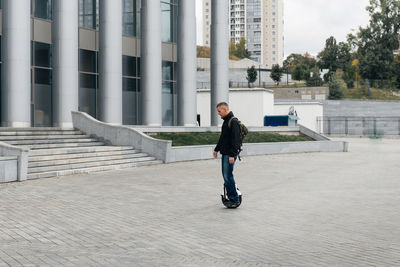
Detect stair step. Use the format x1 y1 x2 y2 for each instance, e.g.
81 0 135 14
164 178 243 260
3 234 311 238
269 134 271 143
0 130 82 136
28 152 149 168
28 145 134 156
29 149 141 162
16 142 105 150
0 134 91 141
28 157 157 174
0 127 75 131
6 138 99 145
27 159 163 179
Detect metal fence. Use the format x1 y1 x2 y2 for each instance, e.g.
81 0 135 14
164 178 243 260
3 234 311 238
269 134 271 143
197 81 280 89
317 116 400 136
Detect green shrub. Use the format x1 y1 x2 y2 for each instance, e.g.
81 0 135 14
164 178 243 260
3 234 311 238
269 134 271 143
149 132 314 146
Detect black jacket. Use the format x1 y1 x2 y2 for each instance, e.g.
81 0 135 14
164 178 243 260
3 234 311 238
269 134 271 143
214 111 241 157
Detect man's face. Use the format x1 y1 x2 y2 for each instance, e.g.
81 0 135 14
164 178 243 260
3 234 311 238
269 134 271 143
217 106 229 118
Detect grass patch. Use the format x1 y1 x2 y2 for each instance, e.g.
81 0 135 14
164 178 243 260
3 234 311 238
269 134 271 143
344 87 400 101
147 132 314 146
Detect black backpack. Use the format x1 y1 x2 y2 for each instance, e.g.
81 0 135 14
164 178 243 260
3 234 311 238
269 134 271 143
228 117 248 160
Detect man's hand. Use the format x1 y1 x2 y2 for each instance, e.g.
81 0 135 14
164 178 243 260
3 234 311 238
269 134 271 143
213 151 218 158
229 157 234 164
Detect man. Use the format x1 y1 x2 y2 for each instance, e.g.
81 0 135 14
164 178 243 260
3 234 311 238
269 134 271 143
213 102 241 207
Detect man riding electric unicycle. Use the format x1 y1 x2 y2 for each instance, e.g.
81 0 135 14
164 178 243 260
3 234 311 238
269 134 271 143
213 102 247 209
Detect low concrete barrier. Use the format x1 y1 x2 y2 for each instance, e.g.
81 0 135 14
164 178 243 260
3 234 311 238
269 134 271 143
0 156 18 183
72 112 348 164
0 142 28 182
134 123 347 163
167 140 347 163
71 111 172 162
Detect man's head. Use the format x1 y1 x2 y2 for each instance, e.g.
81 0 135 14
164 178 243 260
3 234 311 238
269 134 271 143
216 102 230 118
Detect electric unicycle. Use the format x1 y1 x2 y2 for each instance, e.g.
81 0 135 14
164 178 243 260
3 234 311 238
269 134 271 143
221 185 242 208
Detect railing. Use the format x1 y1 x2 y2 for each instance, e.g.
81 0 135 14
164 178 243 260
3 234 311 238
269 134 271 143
197 81 278 89
317 116 400 136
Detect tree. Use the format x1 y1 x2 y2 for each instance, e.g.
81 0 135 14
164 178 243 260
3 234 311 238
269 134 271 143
317 36 352 73
394 55 400 89
197 46 211 58
246 66 257 87
270 64 283 85
318 36 339 71
328 71 347 99
229 38 250 60
283 53 317 81
234 38 251 59
306 68 323 86
353 0 400 85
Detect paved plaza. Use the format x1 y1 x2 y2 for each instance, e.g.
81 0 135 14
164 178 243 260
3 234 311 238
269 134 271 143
0 138 400 266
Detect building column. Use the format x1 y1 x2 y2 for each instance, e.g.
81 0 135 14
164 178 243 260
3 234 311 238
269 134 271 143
98 0 122 124
1 0 31 127
177 0 197 126
141 0 162 126
210 0 229 126
53 0 79 128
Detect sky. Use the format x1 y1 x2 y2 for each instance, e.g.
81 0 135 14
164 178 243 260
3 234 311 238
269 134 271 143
195 0 371 57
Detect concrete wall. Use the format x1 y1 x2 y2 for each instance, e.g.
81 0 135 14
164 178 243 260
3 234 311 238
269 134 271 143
167 140 347 163
0 157 18 183
272 87 328 100
197 88 275 127
274 102 323 132
72 111 172 162
197 70 291 88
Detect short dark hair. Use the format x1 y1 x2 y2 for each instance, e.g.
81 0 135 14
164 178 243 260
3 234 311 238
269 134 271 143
216 102 229 108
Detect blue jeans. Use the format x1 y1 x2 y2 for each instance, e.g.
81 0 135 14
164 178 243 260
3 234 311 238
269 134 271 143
221 155 238 201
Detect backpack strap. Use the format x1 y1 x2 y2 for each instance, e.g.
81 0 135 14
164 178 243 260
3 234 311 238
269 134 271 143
228 116 237 128
228 117 243 161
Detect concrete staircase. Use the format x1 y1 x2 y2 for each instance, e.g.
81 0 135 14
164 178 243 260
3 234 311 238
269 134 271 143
0 128 162 179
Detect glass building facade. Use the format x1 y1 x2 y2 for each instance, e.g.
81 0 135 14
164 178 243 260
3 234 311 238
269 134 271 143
0 0 179 126
31 41 52 127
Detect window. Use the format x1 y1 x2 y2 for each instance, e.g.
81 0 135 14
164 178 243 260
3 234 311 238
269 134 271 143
122 56 140 125
32 42 53 127
162 61 177 126
161 1 178 43
79 0 97 29
123 0 140 37
79 49 98 118
34 0 52 20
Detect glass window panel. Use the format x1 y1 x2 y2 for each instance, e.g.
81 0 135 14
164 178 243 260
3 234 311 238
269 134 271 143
161 3 172 42
123 0 137 36
136 0 141 37
172 4 178 42
137 58 141 77
34 68 51 85
79 73 97 118
34 68 52 127
34 0 52 20
79 0 97 29
34 42 51 68
162 81 174 126
122 56 137 77
162 61 173 81
0 64 2 124
79 49 96 73
123 77 137 125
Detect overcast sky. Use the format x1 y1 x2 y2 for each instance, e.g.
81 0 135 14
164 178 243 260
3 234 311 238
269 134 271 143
196 0 371 57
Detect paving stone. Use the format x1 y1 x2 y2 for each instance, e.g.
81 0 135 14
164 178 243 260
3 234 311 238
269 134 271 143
0 138 399 266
